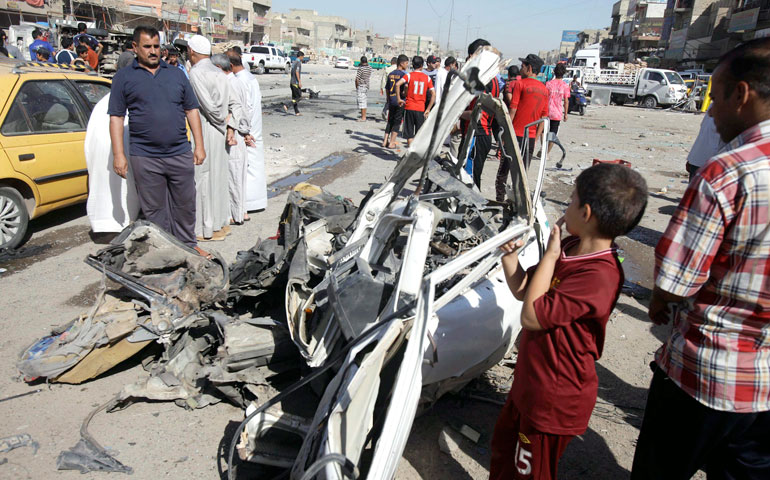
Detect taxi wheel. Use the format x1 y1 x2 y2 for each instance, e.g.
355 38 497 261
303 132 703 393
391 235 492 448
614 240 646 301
0 187 29 251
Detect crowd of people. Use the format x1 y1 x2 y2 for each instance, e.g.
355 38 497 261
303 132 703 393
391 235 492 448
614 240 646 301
99 26 266 258
373 40 580 195
3 22 769 479
0 23 102 70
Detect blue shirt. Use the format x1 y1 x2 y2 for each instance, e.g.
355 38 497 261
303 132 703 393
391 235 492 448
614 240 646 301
73 33 99 49
386 69 407 107
107 59 200 158
29 39 54 62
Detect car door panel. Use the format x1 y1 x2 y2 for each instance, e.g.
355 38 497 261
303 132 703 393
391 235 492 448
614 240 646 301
0 79 89 208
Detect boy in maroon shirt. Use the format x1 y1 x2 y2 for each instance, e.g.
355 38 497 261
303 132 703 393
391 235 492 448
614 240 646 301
491 163 648 480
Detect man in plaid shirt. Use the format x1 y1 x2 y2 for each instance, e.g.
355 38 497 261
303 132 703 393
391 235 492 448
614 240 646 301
632 38 770 479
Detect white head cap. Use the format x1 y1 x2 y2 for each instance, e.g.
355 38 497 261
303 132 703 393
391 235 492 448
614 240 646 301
188 35 211 56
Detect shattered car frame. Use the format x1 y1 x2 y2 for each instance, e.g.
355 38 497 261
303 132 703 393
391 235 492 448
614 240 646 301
17 46 554 478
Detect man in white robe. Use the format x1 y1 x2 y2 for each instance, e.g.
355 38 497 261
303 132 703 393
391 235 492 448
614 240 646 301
211 53 252 225
188 35 230 240
228 48 267 212
85 93 139 232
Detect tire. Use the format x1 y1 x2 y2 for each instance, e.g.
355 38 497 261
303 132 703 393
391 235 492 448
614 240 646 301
0 186 29 250
642 95 657 109
256 62 265 75
285 63 291 74
579 105 585 116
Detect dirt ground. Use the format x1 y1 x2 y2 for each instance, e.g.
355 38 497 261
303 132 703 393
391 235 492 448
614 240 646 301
0 78 707 479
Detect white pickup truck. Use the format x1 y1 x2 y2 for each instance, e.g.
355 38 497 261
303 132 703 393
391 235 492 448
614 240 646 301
241 45 291 74
583 68 688 108
569 47 687 108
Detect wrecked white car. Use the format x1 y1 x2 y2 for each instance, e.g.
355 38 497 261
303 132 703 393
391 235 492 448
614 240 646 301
17 46 552 478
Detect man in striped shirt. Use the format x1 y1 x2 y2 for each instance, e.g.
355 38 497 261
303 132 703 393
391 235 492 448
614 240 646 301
355 56 373 122
631 38 770 479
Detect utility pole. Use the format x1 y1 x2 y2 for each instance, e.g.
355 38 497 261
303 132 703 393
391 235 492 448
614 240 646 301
465 15 471 49
402 0 408 51
446 0 453 52
206 0 212 40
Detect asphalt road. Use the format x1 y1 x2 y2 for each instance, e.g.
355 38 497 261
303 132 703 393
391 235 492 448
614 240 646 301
0 80 707 479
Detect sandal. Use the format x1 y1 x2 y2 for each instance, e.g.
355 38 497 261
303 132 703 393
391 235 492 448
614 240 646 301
194 246 213 260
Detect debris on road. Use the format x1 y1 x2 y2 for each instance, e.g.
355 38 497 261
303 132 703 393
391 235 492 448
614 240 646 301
16 46 553 477
0 433 39 455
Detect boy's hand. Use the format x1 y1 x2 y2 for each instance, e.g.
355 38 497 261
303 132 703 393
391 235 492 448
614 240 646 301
545 217 564 260
500 238 525 256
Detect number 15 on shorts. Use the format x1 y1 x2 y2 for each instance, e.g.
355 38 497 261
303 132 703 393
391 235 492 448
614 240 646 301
515 440 533 476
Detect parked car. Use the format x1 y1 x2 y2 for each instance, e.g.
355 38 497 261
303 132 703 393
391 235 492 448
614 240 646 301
334 56 351 69
242 45 291 74
354 56 388 69
288 50 310 64
0 58 111 250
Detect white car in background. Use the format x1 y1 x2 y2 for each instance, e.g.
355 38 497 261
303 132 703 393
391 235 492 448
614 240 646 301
334 56 351 69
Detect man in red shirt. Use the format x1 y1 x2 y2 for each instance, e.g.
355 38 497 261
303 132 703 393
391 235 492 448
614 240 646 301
493 163 648 480
495 54 547 202
395 56 434 147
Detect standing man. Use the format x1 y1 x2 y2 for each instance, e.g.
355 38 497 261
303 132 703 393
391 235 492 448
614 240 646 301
355 56 373 122
423 55 440 92
283 51 303 116
544 63 570 155
166 47 188 78
496 53 546 201
435 56 457 105
28 28 53 62
55 37 77 64
107 25 207 257
1 30 21 59
463 39 500 189
394 56 435 147
188 35 231 242
116 40 135 70
631 38 770 480
211 53 253 226
73 22 102 70
228 48 267 214
382 54 409 149
380 57 398 120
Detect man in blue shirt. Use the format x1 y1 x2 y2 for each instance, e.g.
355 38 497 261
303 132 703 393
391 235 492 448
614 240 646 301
107 25 208 257
28 28 53 62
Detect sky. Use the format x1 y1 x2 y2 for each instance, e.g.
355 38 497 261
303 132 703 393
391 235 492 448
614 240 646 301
271 0 618 59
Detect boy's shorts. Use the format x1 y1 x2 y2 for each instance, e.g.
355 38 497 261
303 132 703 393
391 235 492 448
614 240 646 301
385 104 404 134
490 391 574 480
403 109 425 139
549 120 561 135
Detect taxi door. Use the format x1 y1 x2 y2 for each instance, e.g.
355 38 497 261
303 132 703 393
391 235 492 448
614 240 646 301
0 76 90 208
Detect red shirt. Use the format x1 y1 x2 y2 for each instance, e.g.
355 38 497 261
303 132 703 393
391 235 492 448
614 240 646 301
511 236 623 435
403 71 433 112
510 77 548 138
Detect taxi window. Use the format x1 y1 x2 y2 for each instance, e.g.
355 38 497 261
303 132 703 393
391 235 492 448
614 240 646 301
1 80 87 136
74 81 111 108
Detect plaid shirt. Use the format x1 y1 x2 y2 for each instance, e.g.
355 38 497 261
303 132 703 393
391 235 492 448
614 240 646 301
655 119 770 413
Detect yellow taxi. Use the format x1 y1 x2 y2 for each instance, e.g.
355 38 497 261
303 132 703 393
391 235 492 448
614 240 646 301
0 57 110 250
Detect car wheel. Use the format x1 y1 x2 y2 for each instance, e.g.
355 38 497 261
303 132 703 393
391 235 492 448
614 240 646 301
256 62 265 75
0 186 29 250
642 95 657 109
285 63 291 74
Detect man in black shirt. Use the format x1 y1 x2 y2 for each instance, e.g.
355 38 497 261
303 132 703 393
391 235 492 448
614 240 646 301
283 51 304 115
